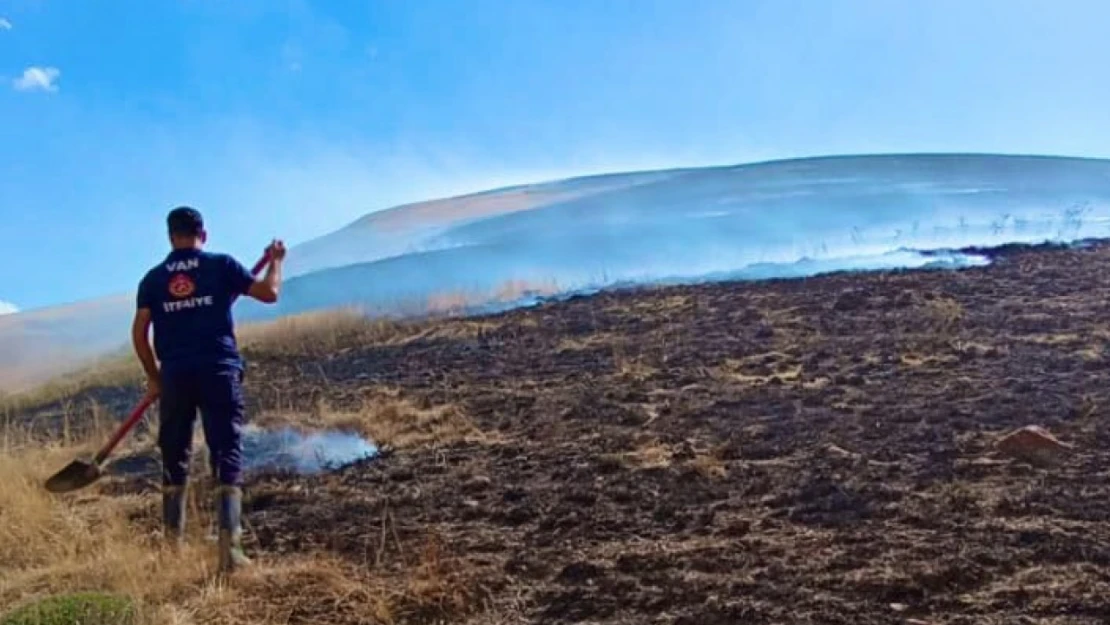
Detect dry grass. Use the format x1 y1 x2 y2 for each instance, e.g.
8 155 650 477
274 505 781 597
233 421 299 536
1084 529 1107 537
0 451 483 624
0 303 502 624
0 309 422 416
0 293 531 624
236 308 422 359
423 279 561 317
709 357 803 386
0 272 570 417
0 296 529 418
922 294 965 332
605 439 673 470
0 354 142 416
0 435 207 624
555 332 620 352
690 451 729 479
611 348 659 381
0 395 492 625
181 542 487 625
602 439 729 479
253 388 489 450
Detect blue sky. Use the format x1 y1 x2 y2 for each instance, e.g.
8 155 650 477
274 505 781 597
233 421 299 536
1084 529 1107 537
1 0 1109 312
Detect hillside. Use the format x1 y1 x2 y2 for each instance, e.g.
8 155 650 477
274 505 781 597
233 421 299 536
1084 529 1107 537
7 152 1110 392
4 239 1110 624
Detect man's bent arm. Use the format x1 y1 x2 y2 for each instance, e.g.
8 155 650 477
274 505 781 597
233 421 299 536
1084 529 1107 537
131 307 160 380
247 255 282 304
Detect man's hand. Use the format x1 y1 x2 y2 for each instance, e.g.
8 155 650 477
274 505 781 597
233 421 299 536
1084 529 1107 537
266 239 287 262
143 375 162 402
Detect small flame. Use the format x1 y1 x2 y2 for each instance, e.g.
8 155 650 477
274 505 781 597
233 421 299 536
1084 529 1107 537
242 425 378 475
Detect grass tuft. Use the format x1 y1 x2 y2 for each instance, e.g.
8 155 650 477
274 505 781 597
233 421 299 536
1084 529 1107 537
1 592 134 625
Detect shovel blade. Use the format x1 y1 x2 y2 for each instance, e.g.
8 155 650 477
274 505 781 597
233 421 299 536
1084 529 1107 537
44 459 103 494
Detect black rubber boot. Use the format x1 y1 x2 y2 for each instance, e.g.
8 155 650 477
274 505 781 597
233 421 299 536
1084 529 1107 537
216 485 251 573
161 484 187 549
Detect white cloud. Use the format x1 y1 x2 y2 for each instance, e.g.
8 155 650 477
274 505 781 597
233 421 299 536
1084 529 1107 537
0 300 19 315
0 18 12 30
13 66 60 93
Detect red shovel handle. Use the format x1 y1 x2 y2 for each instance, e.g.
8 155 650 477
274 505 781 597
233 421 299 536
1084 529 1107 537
92 249 272 464
94 396 155 464
246 252 272 287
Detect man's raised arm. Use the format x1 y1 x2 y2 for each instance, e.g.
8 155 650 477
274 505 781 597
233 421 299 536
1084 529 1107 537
227 239 286 304
247 242 284 303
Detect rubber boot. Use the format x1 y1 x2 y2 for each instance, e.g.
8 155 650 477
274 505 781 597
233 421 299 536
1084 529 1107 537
161 484 187 550
216 485 251 573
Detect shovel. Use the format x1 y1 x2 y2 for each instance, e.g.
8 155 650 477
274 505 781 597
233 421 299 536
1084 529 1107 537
44 250 272 494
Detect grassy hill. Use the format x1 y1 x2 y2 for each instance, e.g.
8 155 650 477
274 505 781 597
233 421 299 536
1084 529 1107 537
3 239 1110 624
10 152 1110 396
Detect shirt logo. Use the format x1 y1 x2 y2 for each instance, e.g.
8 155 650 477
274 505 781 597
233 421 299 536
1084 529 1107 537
168 273 196 299
165 258 200 272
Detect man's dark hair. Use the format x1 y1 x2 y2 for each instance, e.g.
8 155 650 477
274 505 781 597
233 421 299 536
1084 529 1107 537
167 206 204 236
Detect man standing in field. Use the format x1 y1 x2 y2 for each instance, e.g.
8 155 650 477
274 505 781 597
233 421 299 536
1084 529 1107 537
131 206 285 573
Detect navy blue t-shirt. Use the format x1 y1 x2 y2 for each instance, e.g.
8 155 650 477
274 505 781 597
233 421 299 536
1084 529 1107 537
136 249 256 375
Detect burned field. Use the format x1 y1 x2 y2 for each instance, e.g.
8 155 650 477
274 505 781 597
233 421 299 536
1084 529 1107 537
16 240 1110 624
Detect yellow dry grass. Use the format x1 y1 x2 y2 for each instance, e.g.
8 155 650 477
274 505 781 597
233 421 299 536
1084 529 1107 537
0 399 489 624
0 309 420 415
922 294 965 332
422 278 561 317
253 388 491 450
601 438 729 480
0 301 507 624
619 440 674 469
236 307 421 358
0 354 143 416
709 357 803 385
0 292 536 417
0 433 210 624
611 350 659 381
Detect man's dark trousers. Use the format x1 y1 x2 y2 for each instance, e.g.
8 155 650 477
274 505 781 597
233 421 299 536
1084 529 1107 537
158 366 246 487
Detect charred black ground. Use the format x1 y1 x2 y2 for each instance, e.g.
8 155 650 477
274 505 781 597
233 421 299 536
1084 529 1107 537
14 240 1110 624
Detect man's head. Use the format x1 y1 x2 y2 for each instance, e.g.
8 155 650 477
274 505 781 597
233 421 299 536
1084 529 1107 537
167 206 207 249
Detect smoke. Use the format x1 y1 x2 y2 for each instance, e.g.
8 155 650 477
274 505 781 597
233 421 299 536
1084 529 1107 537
241 425 378 475
236 152 1110 324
